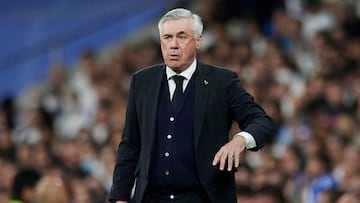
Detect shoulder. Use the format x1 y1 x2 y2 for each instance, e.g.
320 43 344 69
198 61 237 77
315 174 338 189
130 64 165 88
133 64 164 78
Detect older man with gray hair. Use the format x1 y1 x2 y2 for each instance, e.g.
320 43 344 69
109 8 274 203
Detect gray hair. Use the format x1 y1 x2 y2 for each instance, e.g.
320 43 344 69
158 8 203 37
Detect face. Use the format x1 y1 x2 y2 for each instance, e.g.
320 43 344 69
160 18 201 73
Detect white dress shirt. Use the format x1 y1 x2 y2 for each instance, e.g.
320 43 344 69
166 59 197 100
165 59 256 149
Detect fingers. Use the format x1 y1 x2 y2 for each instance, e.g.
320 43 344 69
212 149 236 171
212 149 226 170
212 137 246 171
227 154 234 171
234 152 240 168
212 151 221 167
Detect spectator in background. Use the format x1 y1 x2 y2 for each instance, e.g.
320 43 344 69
317 189 342 203
336 194 360 203
302 152 338 203
10 168 41 203
254 184 286 203
0 159 16 202
34 175 69 203
280 145 304 203
0 187 9 203
0 127 15 161
236 184 254 202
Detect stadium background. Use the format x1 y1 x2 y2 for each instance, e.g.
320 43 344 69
0 0 360 202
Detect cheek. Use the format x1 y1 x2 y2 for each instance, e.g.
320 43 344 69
160 43 167 50
181 41 193 51
161 44 169 55
183 45 196 56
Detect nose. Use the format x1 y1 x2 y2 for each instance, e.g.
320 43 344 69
170 37 179 49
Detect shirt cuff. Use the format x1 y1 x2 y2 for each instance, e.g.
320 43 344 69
234 131 257 149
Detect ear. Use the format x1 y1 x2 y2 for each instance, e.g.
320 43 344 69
195 35 202 49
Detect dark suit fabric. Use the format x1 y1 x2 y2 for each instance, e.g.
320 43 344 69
109 61 275 203
149 74 200 192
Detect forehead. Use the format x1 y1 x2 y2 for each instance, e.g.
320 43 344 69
161 18 194 35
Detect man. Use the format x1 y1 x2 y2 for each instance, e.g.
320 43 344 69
10 168 41 203
109 8 275 203
34 175 69 203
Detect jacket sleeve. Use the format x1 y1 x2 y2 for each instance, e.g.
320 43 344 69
227 72 275 150
109 74 141 202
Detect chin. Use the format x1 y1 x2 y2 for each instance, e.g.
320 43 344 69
167 61 180 68
166 60 187 72
168 66 181 73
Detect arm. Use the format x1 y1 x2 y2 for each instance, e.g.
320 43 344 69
109 75 141 202
227 72 275 148
213 72 275 170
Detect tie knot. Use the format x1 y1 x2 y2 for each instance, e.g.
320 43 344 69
172 75 185 86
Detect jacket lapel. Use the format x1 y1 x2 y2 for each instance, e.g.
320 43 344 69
194 61 211 148
145 65 165 150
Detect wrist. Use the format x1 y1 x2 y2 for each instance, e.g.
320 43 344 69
233 131 256 149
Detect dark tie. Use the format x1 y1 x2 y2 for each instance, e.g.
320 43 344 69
172 75 185 109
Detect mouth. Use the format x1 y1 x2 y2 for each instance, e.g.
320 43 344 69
169 54 179 60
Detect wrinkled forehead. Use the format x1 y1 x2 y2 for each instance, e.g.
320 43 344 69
160 18 195 35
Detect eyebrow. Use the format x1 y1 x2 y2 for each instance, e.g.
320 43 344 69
162 31 188 36
177 31 187 35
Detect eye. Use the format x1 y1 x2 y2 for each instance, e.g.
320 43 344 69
163 35 172 40
179 35 187 39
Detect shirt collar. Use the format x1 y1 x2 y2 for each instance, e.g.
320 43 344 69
166 59 197 81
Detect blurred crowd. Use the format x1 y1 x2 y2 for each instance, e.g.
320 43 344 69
1 0 360 202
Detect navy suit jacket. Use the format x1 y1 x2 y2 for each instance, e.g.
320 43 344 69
109 61 275 203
